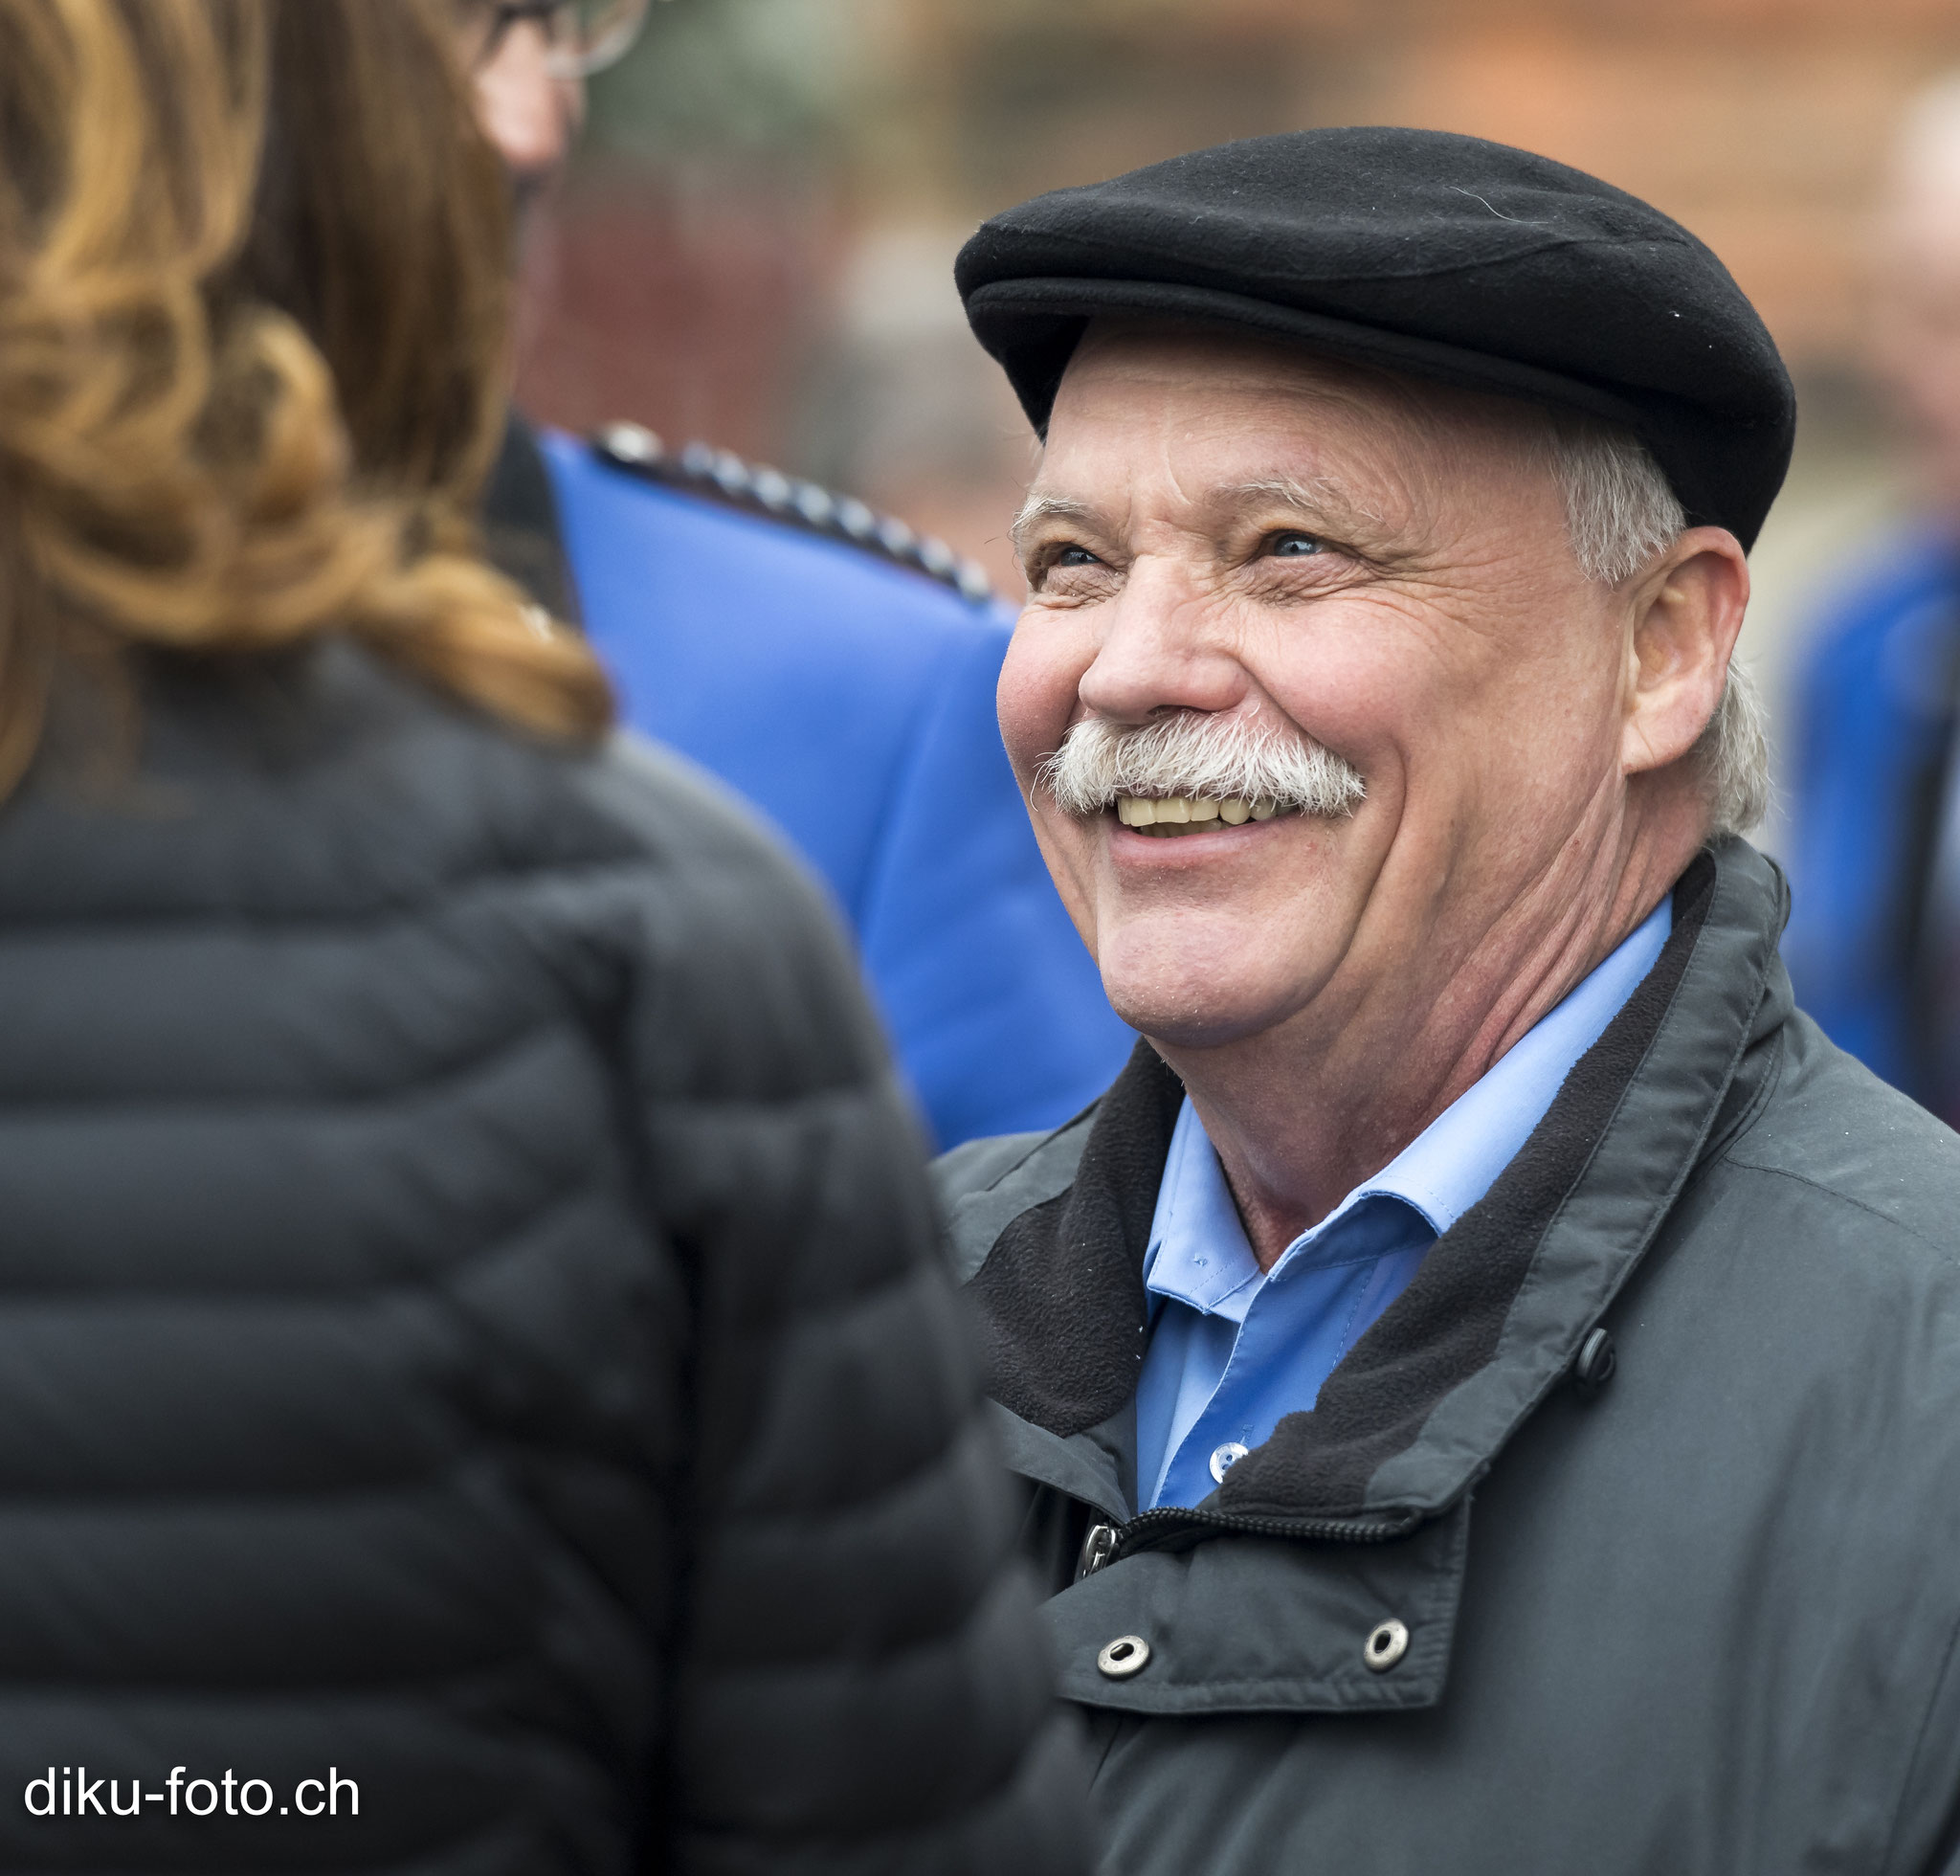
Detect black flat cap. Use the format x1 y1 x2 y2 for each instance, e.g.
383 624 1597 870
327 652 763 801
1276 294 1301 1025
957 127 1795 549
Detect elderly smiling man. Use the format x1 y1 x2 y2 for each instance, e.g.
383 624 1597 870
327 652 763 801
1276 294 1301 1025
935 128 1960 1874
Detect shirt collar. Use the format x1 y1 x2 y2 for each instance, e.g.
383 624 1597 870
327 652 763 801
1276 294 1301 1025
1142 1101 1267 1322
1143 894 1674 1323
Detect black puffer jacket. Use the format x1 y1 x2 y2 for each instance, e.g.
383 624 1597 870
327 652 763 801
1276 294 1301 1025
0 644 1086 1875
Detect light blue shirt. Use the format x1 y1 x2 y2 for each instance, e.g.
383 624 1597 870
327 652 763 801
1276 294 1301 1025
1136 897 1674 1509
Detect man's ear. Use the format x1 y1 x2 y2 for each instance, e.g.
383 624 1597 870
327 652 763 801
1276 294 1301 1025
1620 526 1750 780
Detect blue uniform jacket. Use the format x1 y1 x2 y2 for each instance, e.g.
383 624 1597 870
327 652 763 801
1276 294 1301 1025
1784 525 1960 1094
540 429 1135 1149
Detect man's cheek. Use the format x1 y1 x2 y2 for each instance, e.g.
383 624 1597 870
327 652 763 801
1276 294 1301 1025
995 634 1076 782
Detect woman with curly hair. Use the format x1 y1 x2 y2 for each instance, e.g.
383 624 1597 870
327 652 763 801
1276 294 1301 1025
0 4 1086 1869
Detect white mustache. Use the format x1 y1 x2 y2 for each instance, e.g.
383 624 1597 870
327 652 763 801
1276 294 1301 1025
1037 712 1366 818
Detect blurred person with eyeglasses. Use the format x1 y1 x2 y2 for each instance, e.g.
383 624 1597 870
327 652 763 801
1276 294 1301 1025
457 1 648 205
1784 78 1960 1128
454 0 1138 1153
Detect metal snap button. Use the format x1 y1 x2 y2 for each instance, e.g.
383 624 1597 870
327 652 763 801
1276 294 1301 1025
1209 1440 1250 1484
1097 1635 1152 1680
1077 1522 1120 1582
1364 1619 1410 1673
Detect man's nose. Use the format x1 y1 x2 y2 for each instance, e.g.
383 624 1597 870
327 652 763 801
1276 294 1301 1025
474 22 582 187
1075 559 1249 726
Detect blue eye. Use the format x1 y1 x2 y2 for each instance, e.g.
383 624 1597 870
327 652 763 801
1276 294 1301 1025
1056 546 1101 567
1271 532 1324 557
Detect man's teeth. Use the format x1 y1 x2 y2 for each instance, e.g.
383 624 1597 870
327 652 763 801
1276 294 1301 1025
1114 795 1281 833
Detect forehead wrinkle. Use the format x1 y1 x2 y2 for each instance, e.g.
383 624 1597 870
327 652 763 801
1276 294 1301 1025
1058 322 1555 535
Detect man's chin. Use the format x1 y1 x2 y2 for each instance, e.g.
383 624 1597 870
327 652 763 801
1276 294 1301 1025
1099 966 1314 1055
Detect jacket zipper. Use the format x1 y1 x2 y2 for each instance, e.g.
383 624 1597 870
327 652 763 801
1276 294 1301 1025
1080 1504 1422 1579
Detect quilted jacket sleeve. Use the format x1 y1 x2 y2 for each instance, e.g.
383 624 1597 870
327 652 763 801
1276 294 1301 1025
590 739 1091 1876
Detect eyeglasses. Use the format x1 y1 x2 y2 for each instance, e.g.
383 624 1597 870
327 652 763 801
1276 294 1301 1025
459 0 654 79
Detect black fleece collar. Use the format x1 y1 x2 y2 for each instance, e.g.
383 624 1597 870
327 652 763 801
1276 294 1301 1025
967 1039 1180 1436
967 841 1789 1525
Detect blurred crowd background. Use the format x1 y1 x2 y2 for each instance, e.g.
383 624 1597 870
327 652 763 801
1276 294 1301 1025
514 0 1960 856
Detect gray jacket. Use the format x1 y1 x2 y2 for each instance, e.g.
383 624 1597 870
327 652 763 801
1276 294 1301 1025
934 839 1960 1875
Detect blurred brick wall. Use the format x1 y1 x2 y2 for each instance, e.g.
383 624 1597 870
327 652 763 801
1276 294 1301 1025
513 164 840 463
894 0 1960 377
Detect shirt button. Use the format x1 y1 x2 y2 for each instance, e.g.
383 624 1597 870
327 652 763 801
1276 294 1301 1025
1209 1441 1250 1484
1097 1635 1151 1679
